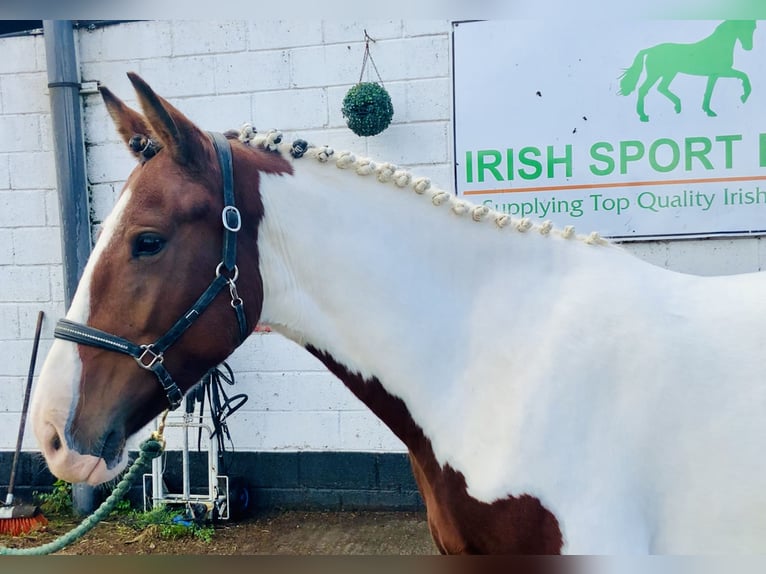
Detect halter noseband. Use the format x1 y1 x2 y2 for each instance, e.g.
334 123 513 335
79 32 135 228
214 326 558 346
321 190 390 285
53 132 248 411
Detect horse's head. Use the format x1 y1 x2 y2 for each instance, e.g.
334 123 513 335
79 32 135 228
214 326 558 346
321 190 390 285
727 20 757 51
30 73 279 484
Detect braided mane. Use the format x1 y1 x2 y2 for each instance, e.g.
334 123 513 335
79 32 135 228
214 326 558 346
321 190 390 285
234 124 611 247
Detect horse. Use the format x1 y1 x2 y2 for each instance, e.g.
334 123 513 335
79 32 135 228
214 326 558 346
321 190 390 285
619 20 756 122
29 72 766 554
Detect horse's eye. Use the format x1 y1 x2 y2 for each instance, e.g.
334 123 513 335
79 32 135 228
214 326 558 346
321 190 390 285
132 233 166 257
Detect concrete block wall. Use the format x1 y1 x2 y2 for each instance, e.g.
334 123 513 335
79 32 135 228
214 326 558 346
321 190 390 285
0 30 65 450
2 19 766 459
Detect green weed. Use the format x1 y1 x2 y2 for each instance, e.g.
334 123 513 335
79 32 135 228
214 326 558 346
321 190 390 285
126 505 214 543
34 479 72 516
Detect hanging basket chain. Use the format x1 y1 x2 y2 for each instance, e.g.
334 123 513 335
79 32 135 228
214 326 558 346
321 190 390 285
359 30 385 86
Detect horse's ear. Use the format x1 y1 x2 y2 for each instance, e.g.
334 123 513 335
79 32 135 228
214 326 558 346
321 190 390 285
126 71 207 166
99 85 156 162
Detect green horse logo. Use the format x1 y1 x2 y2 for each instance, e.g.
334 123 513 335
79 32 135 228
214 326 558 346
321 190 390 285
619 20 756 122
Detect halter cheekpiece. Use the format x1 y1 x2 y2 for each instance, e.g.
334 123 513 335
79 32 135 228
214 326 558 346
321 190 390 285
54 132 248 410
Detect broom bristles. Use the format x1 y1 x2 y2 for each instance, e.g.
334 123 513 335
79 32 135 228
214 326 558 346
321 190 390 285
0 513 48 536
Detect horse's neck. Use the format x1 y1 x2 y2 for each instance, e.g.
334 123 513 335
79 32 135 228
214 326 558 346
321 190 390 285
707 22 739 50
256 157 614 404
260 163 536 367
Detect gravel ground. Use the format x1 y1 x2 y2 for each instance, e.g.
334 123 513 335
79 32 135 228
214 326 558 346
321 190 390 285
0 510 438 555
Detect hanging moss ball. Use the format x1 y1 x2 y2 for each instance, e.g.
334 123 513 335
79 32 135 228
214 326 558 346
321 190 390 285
341 82 394 137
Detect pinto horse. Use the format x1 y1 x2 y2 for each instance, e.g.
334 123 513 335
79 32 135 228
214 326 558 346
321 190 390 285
30 73 766 554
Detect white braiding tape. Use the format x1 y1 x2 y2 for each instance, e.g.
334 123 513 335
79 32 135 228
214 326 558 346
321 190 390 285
238 123 257 145
451 199 470 216
515 218 533 232
355 157 376 176
539 221 554 235
393 170 412 188
335 151 356 169
376 162 397 183
494 214 511 228
585 231 605 245
316 146 334 162
263 129 283 152
413 177 431 194
431 190 450 206
471 205 490 222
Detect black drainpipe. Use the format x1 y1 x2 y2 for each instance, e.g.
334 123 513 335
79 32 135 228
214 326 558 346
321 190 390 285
43 19 97 516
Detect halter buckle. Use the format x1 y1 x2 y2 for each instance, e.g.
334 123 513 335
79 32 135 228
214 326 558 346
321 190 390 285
222 206 241 232
137 345 164 370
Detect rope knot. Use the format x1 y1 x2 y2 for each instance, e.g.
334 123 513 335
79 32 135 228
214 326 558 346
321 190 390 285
451 199 470 215
335 150 356 168
376 162 397 183
315 146 334 162
431 190 450 206
585 231 606 245
355 157 376 176
413 177 431 194
291 139 309 159
515 218 533 232
393 169 412 188
129 134 159 161
494 214 511 228
471 205 490 222
238 123 257 145
263 129 283 151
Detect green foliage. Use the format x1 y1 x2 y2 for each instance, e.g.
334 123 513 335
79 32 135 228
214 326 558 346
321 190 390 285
192 523 214 543
341 82 394 137
126 505 214 543
109 498 133 516
35 479 72 516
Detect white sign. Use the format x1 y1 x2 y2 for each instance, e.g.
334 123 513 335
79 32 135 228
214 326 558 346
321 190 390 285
453 20 766 240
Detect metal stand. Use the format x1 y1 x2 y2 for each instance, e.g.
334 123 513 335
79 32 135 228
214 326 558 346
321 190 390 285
143 402 231 521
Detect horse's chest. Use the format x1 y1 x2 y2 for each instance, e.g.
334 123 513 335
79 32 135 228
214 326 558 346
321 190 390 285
409 450 564 554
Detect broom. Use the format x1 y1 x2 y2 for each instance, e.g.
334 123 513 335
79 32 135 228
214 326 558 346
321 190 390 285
0 310 48 535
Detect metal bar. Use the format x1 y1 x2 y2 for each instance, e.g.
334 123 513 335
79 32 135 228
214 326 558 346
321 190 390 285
182 416 191 503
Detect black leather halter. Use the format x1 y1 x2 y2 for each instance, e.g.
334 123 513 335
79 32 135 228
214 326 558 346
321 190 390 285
53 132 248 411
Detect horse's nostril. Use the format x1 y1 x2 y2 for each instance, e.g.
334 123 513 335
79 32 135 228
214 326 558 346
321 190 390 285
50 431 62 452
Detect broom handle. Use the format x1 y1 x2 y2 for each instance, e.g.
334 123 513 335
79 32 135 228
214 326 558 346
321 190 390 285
6 311 44 503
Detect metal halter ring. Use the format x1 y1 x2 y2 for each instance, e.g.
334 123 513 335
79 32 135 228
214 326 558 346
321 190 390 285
215 262 239 282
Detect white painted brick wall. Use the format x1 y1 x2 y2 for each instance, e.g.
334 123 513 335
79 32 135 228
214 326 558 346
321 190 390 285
623 238 766 275
0 155 9 189
78 21 174 63
247 21 324 51
0 115 42 153
0 31 64 450
2 20 766 458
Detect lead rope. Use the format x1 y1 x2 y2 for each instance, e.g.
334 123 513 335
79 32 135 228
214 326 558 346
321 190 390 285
0 412 168 556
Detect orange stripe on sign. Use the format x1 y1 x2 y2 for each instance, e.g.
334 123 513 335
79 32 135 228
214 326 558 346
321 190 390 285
463 174 766 195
